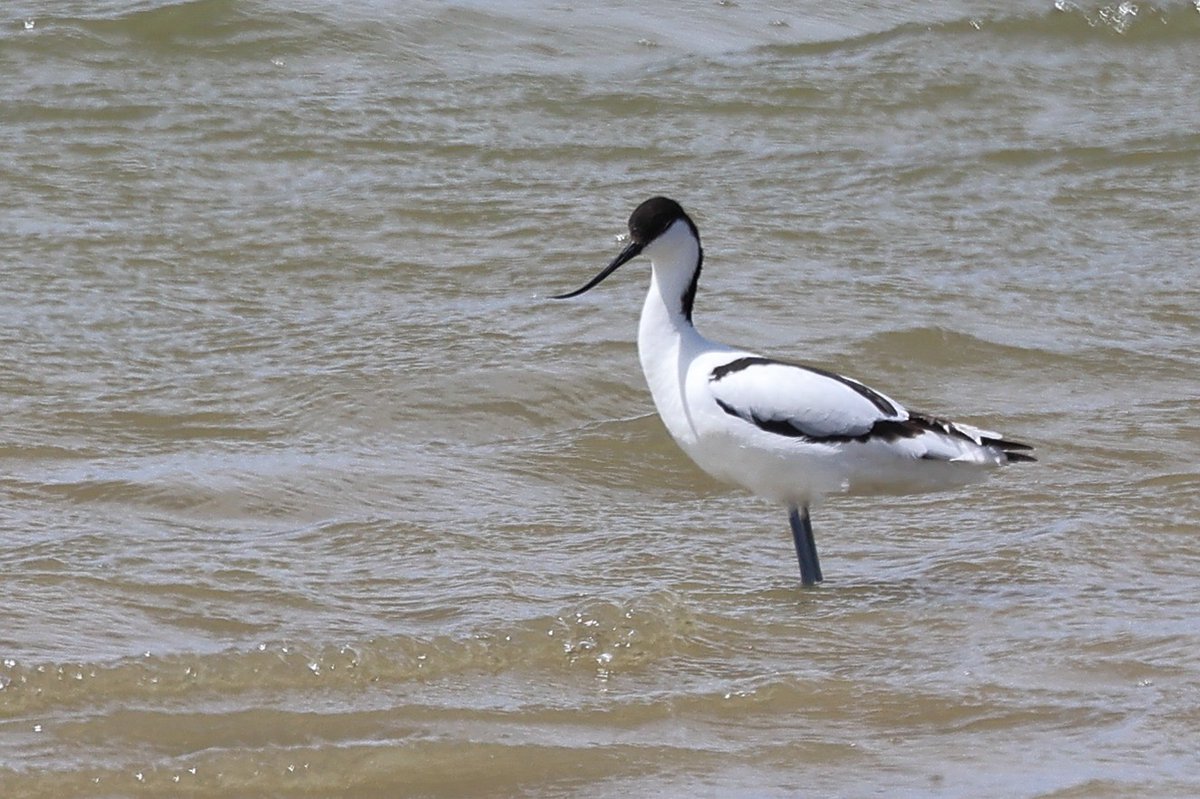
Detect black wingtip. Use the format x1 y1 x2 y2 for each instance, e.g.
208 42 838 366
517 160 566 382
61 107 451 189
980 434 1035 463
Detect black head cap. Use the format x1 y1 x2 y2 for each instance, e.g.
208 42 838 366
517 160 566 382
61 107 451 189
628 196 698 245
551 195 701 306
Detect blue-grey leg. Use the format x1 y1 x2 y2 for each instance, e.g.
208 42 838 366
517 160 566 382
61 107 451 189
788 505 823 586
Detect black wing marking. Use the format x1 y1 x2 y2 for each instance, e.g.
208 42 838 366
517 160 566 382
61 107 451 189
710 356 898 417
714 397 915 444
709 357 1036 460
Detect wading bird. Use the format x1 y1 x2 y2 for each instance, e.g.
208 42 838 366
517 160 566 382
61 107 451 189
553 197 1033 585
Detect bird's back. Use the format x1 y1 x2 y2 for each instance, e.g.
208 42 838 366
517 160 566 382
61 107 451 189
672 348 1030 506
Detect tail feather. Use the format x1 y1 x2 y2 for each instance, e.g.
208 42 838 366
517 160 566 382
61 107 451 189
911 412 1037 464
979 433 1036 463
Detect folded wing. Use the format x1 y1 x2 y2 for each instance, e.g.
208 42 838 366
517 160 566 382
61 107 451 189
708 356 1034 463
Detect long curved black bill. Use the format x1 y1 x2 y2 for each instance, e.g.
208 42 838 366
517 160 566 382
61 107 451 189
551 240 644 299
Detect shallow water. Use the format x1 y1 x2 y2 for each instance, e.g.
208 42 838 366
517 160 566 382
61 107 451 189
3 1 1199 796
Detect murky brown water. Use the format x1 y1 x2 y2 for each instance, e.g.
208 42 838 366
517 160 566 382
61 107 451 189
3 1 1199 796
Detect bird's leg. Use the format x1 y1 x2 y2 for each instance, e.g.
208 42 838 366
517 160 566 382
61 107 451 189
788 505 823 586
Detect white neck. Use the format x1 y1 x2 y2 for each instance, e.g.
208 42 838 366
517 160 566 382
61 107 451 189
635 221 714 447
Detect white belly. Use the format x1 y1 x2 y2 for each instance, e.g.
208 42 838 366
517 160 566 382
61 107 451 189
678 421 992 506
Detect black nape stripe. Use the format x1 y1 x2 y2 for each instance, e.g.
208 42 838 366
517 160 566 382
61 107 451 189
681 245 702 323
710 356 898 417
